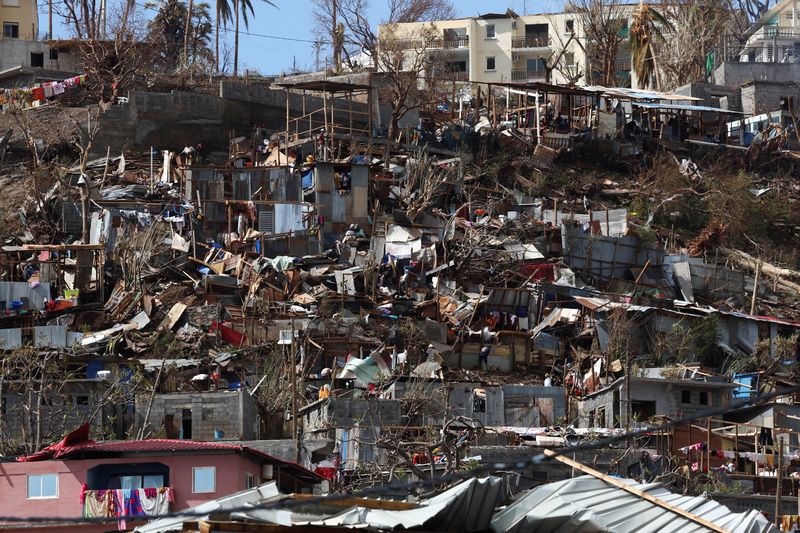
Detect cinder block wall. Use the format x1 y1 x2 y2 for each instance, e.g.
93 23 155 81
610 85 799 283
137 391 259 441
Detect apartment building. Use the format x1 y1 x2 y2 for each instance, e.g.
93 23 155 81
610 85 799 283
0 0 37 41
735 0 800 63
378 8 638 88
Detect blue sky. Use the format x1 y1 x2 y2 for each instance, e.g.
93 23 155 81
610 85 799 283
48 0 564 74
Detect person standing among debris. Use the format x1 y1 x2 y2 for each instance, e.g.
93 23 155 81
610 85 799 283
479 345 490 372
479 326 495 372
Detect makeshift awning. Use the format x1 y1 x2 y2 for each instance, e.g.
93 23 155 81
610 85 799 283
632 101 746 114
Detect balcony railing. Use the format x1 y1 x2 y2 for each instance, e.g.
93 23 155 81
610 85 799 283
754 26 800 40
512 34 551 49
615 59 631 72
387 35 469 51
82 487 173 519
511 69 546 81
442 35 469 49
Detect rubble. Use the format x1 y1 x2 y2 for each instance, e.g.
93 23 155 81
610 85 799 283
6 34 800 533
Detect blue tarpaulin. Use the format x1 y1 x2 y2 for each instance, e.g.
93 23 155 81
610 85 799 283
301 170 314 190
732 372 758 400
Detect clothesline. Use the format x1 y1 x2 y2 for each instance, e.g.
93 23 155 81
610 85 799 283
0 73 88 109
81 486 173 530
679 441 798 464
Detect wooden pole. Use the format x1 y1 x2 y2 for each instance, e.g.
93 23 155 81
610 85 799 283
543 450 734 533
734 423 739 473
323 92 329 161
777 436 785 527
706 417 712 471
285 88 290 166
291 318 299 462
460 284 485 369
751 258 761 315
183 0 195 67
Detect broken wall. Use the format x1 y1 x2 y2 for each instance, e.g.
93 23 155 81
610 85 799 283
740 81 800 116
561 225 663 283
136 390 260 441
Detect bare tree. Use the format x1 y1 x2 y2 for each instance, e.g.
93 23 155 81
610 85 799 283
312 0 455 71
0 346 148 454
727 0 777 24
400 151 456 221
569 0 627 86
79 0 157 105
375 24 444 141
659 0 734 90
543 17 584 85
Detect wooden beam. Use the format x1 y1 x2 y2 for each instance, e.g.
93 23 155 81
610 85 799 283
543 449 733 533
188 521 359 533
290 493 418 510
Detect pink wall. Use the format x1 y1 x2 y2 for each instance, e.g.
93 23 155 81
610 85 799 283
0 454 263 531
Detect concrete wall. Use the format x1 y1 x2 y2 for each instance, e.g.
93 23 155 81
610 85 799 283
578 378 732 428
714 61 800 87
93 85 370 157
2 381 115 446
740 81 800 115
0 40 80 73
674 82 741 112
136 390 260 441
93 89 284 157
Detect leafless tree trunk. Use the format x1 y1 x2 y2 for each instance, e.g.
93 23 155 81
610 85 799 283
233 0 239 76
571 0 626 86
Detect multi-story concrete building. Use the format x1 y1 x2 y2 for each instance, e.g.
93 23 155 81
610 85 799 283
0 0 37 41
378 8 638 88
711 0 800 87
735 0 800 63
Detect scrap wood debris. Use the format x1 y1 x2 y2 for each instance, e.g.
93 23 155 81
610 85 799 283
3 73 800 521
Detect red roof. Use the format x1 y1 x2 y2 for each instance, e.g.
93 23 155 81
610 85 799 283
16 424 322 481
57 439 251 455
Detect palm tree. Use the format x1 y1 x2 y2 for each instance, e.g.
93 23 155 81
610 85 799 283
228 0 274 76
147 0 213 71
215 0 234 74
630 0 672 90
188 2 214 66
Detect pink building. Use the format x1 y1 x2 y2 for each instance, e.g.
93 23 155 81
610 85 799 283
0 426 321 532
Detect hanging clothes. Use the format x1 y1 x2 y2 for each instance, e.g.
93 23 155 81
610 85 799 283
123 489 145 516
82 489 117 518
138 488 171 515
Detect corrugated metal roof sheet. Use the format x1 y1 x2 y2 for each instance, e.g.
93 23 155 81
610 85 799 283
232 476 504 532
135 481 282 532
490 475 779 533
582 86 702 101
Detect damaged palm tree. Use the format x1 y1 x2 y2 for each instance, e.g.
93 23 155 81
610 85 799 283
630 1 672 90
